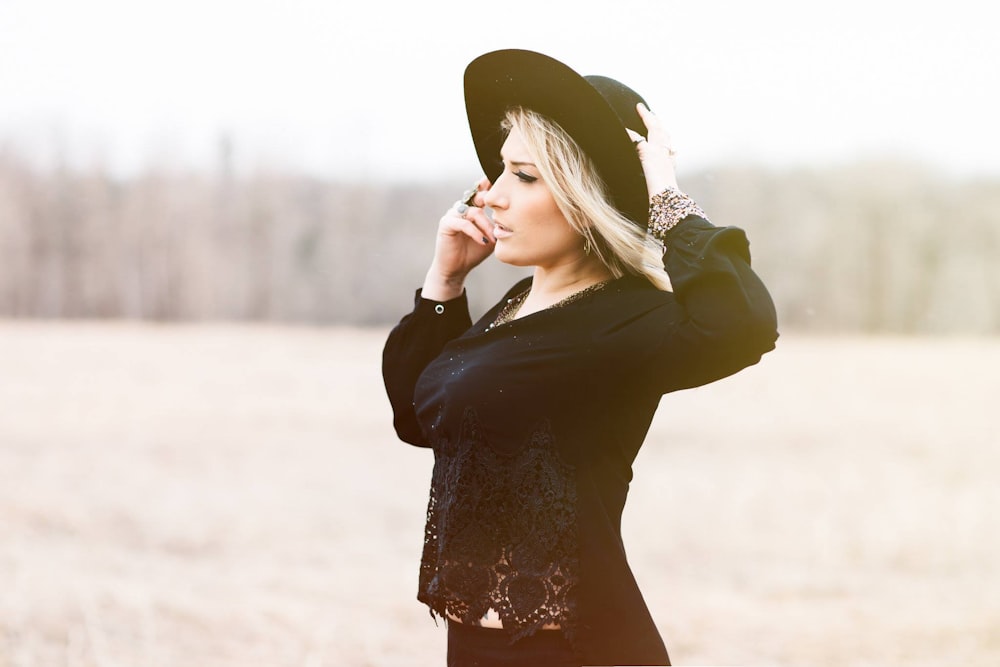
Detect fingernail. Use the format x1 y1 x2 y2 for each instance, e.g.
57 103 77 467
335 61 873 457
482 236 489 244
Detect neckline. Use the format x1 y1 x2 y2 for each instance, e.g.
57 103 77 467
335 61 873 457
487 278 614 331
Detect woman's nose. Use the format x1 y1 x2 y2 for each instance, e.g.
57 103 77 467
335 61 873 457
483 181 505 209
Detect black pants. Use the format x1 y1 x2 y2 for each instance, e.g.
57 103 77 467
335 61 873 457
446 620 581 667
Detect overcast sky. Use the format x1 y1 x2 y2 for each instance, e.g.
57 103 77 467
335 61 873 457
1 0 997 181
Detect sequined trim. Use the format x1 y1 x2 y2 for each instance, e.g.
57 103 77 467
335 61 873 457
489 289 530 329
488 279 613 330
648 187 709 241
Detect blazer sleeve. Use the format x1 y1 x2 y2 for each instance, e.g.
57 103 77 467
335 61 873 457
600 215 778 394
382 289 473 447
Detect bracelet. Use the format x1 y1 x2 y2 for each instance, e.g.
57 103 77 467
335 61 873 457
648 188 709 241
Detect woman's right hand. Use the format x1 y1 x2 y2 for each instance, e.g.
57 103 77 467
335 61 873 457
422 177 495 301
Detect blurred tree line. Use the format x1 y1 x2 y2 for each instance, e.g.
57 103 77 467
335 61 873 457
0 147 997 333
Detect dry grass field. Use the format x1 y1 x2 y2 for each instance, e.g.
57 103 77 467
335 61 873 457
0 322 997 666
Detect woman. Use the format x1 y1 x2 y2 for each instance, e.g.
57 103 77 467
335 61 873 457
382 49 778 667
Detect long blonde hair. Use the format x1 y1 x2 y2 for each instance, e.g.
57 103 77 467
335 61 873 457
502 107 671 291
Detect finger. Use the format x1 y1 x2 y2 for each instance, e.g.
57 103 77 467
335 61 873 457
457 215 493 246
636 102 671 143
632 107 671 150
627 134 653 167
464 207 496 242
636 102 659 128
445 205 494 244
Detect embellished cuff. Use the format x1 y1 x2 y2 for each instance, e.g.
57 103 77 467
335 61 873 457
648 188 710 241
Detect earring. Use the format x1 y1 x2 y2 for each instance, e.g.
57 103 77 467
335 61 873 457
583 236 592 256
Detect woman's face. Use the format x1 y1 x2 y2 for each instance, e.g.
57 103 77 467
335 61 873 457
483 127 585 269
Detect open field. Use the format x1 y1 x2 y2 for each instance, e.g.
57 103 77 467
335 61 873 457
1 323 997 666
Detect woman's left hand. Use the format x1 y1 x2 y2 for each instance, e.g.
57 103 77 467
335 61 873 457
627 102 679 199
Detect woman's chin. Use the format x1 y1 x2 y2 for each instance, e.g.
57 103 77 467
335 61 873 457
493 244 530 267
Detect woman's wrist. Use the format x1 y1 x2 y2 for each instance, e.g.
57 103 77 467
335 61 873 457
648 187 709 241
421 268 466 302
645 174 679 198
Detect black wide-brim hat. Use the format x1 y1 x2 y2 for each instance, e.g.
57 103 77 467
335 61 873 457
464 49 650 229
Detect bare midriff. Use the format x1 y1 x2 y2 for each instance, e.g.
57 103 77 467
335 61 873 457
446 608 562 630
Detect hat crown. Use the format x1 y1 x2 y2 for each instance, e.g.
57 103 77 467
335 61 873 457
583 75 649 137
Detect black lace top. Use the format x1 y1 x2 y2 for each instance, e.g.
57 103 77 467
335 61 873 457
382 214 778 665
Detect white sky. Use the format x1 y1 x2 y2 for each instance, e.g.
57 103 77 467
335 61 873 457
1 0 997 180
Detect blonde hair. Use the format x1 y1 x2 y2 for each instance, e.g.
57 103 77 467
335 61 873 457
502 107 671 291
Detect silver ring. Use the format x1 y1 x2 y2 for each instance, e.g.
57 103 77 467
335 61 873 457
456 202 469 215
461 187 478 206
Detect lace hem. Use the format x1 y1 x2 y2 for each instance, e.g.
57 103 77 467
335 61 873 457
418 408 580 644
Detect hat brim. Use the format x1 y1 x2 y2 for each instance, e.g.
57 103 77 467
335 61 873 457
464 49 650 228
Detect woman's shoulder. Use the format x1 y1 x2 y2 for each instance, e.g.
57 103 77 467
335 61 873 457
605 274 675 305
573 275 680 330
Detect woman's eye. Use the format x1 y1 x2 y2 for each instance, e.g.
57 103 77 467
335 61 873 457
514 171 537 183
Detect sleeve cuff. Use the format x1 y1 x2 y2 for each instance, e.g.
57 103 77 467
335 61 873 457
648 187 711 241
414 288 469 318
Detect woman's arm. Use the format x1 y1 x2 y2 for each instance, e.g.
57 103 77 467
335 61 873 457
591 207 777 395
382 181 493 446
421 178 495 300
649 211 777 392
382 289 472 447
623 104 778 392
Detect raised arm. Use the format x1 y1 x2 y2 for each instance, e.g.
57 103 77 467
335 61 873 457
382 181 493 446
621 104 778 392
421 178 495 301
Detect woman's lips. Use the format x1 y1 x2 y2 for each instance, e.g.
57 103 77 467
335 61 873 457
493 221 513 238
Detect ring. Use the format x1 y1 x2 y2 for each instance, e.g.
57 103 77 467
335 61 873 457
461 184 479 207
456 202 469 215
